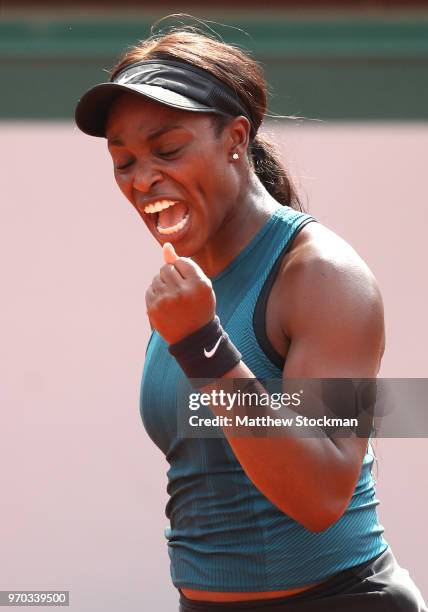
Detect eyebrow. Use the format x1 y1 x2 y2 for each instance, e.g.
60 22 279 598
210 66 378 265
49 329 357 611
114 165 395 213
107 124 185 146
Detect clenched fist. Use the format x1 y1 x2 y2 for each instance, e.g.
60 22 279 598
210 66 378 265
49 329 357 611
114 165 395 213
145 243 217 344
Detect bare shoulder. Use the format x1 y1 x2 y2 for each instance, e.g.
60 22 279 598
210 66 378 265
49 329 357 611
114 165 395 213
281 221 382 302
276 221 385 374
283 221 375 277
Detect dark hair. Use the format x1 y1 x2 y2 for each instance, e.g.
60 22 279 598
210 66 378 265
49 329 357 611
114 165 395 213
110 28 303 211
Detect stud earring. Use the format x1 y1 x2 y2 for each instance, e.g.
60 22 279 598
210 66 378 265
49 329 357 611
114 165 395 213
232 152 239 160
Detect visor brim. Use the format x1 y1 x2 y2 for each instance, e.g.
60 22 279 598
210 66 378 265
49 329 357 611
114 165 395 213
75 82 221 137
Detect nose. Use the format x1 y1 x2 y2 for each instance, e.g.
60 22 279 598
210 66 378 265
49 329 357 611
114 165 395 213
132 160 163 193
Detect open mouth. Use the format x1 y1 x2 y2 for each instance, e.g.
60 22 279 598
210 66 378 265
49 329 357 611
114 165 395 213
144 200 191 238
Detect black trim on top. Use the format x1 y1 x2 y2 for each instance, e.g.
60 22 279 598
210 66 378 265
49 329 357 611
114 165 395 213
252 218 317 371
145 329 155 357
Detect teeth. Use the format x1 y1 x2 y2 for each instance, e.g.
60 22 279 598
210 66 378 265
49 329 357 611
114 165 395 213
144 200 177 214
158 212 190 235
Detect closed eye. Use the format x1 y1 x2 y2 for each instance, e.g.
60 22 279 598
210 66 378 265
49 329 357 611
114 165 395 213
158 148 182 159
115 160 134 171
114 146 183 170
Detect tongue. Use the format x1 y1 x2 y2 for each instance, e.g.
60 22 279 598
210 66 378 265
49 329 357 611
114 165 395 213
158 202 188 228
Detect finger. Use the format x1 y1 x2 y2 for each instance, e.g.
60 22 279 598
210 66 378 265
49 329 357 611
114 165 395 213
145 285 156 308
152 274 168 294
163 242 179 265
159 263 182 287
162 242 208 282
171 257 208 282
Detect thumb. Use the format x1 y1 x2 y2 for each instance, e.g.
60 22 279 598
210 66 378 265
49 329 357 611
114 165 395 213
163 242 179 265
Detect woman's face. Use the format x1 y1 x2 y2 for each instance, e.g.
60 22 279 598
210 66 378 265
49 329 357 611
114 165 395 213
105 92 245 256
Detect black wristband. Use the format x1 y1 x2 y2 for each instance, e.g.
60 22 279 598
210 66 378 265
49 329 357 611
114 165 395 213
168 315 242 383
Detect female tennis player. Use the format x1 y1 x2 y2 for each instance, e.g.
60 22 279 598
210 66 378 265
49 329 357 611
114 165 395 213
75 27 427 612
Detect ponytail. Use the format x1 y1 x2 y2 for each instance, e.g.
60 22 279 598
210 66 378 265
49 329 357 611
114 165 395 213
250 135 303 211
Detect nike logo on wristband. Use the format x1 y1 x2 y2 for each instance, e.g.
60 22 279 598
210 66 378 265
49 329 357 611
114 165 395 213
204 336 222 358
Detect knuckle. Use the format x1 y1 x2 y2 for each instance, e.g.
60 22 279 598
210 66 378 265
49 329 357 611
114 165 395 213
156 288 177 305
200 280 213 295
180 284 192 297
163 294 177 305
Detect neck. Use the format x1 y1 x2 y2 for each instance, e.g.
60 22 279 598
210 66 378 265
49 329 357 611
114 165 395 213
191 174 281 279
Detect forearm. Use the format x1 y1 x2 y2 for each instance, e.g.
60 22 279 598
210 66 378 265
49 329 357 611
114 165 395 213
198 360 360 532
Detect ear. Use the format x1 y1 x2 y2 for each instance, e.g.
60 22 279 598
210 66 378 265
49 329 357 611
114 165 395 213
225 115 251 159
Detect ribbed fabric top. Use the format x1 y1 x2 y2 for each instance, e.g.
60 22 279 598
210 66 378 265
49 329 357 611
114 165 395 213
140 206 388 592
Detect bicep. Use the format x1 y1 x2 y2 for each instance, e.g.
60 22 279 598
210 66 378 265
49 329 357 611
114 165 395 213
281 254 384 379
280 253 385 467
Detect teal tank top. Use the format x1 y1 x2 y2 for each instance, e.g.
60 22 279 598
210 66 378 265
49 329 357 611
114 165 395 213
140 206 388 592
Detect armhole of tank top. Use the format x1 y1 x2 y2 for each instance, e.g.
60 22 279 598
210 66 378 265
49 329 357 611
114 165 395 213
252 217 317 370
145 329 155 357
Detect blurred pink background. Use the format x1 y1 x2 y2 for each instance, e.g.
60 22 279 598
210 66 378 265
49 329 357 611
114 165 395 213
0 121 427 610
